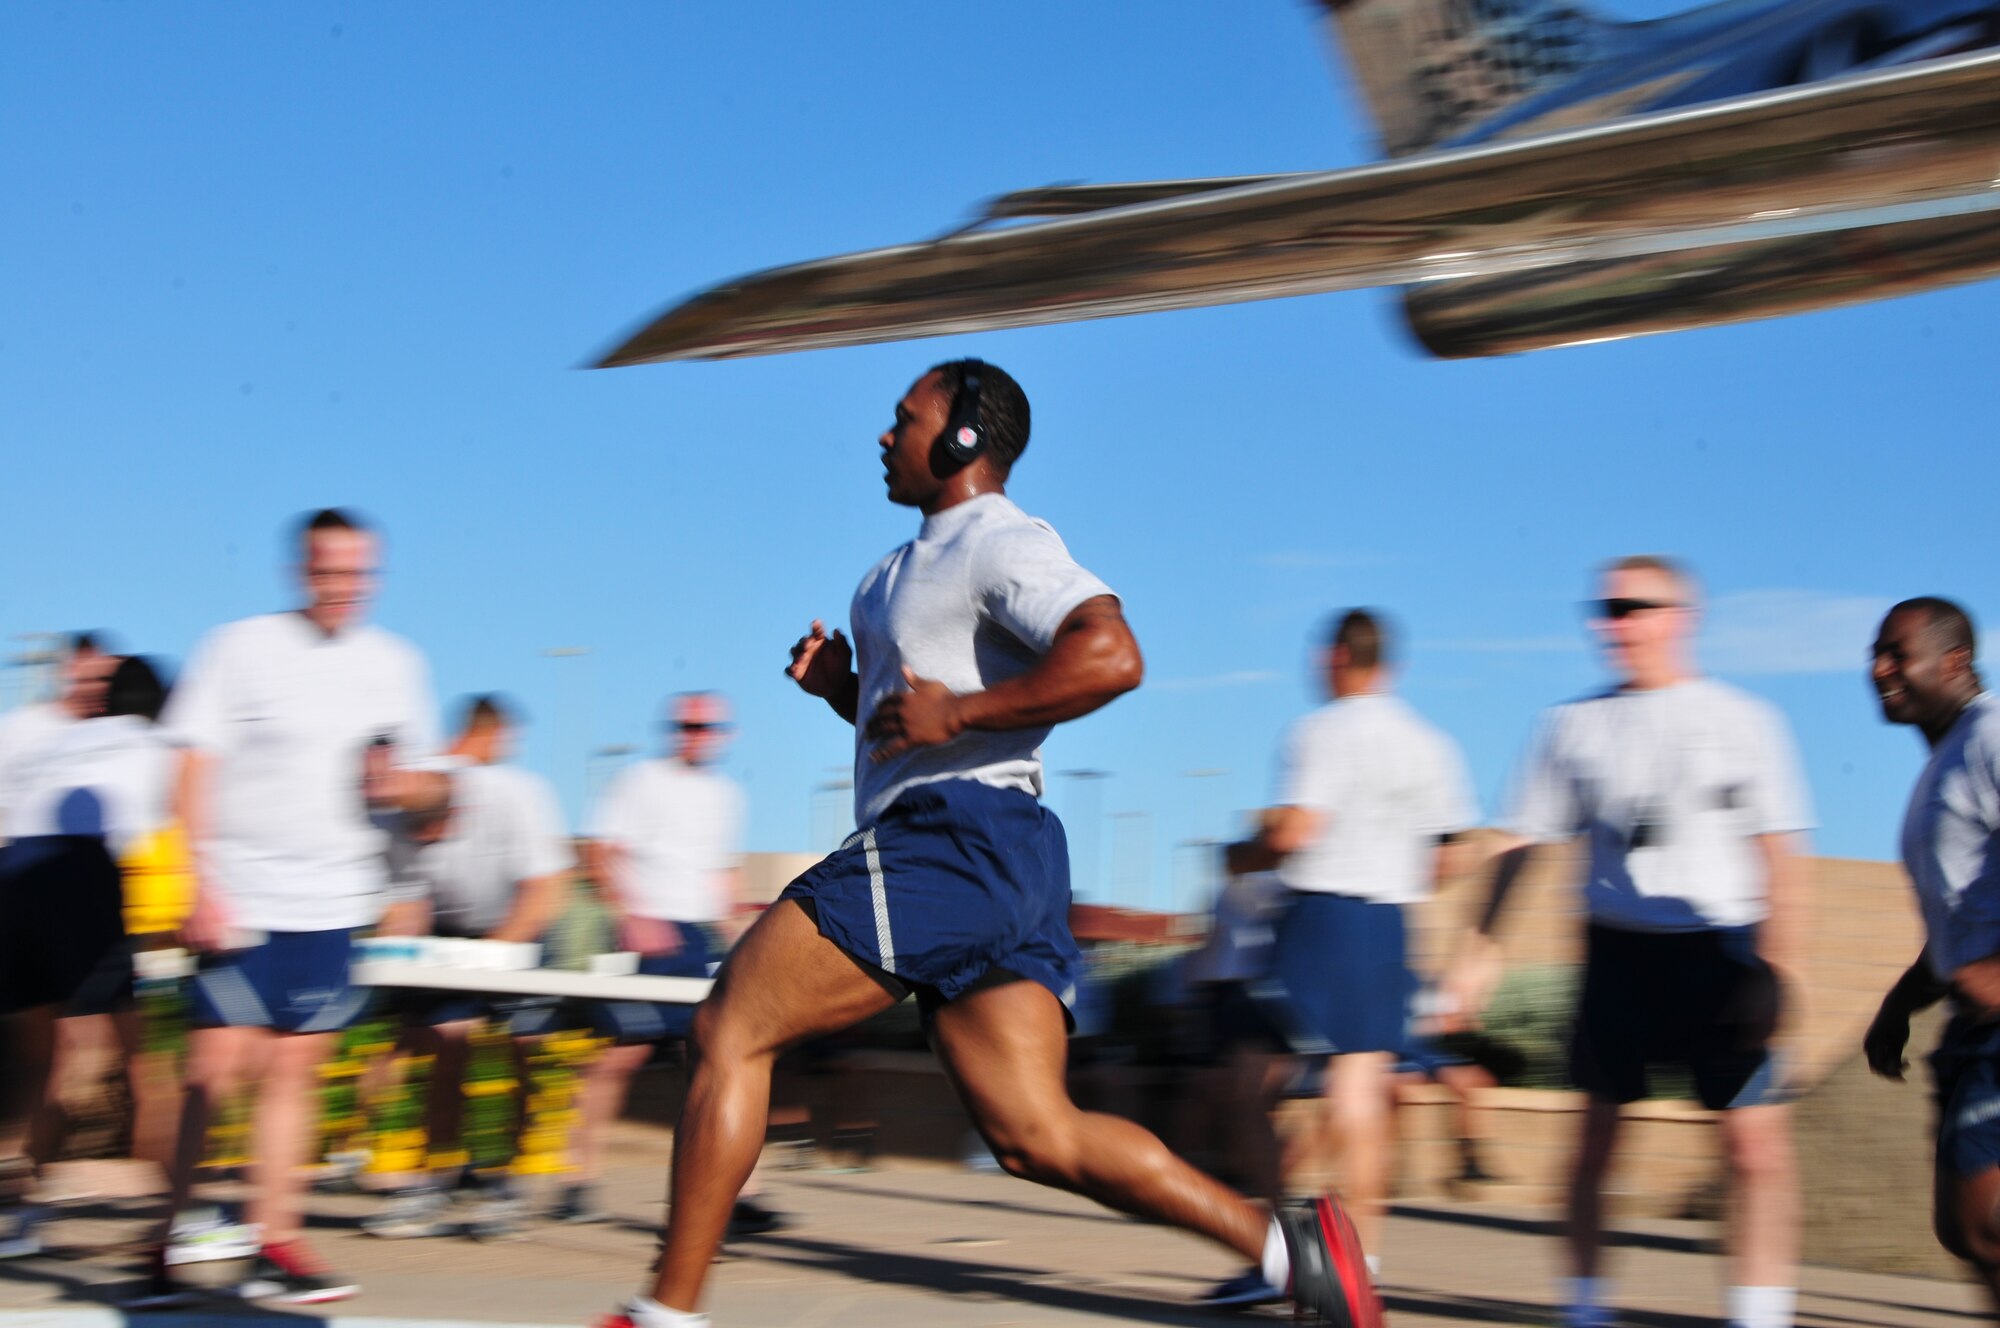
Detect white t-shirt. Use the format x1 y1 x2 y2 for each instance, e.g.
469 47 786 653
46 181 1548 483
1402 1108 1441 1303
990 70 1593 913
163 612 440 932
587 757 744 923
1504 678 1813 931
7 714 175 857
1274 693 1478 904
1900 693 2000 980
389 763 575 937
0 702 74 835
849 493 1114 826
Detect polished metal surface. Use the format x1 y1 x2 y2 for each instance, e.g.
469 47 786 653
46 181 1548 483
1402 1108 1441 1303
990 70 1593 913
596 50 2000 365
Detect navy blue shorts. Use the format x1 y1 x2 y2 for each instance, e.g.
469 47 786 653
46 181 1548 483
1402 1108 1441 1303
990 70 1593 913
1571 923 1783 1109
1931 1012 2000 1178
386 987 564 1038
1262 891 1414 1056
189 929 369 1034
583 922 724 1044
0 835 126 1016
780 780 1082 1022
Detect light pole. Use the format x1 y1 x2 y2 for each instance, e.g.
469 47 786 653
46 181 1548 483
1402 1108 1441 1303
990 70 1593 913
1107 810 1153 912
542 646 593 816
1059 769 1109 902
588 743 635 807
811 767 855 854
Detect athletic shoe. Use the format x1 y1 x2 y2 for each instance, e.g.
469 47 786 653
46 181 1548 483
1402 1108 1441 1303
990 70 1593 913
162 1215 262 1267
1201 1265 1285 1308
725 1197 786 1239
241 1240 358 1304
1277 1195 1383 1327
551 1183 608 1224
590 1304 710 1327
0 1203 44 1259
363 1185 455 1239
464 1187 527 1242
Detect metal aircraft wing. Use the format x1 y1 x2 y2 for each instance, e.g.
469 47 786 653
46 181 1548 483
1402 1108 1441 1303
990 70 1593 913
596 49 2000 365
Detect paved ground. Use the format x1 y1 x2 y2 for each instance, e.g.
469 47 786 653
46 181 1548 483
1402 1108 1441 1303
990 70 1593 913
0 1120 1986 1327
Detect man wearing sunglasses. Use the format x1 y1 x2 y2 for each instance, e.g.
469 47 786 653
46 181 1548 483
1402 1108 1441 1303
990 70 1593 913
570 691 746 1226
1451 555 1812 1328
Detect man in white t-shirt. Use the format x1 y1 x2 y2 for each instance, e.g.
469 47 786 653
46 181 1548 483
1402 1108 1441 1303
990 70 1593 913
1452 556 1812 1328
594 363 1378 1328
0 632 115 842
140 508 446 1309
1213 608 1476 1304
1 656 174 1259
1860 597 2000 1311
364 694 573 1242
561 691 744 1225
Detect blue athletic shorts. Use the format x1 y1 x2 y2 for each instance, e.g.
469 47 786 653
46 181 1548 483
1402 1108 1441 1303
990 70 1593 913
1571 922 1784 1109
583 922 724 1044
779 779 1082 1022
1260 891 1414 1056
1931 1012 2000 1178
189 928 369 1034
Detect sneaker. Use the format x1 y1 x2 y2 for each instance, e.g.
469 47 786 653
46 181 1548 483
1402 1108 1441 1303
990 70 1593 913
463 1185 526 1242
725 1197 786 1240
591 1303 710 1328
163 1216 262 1267
241 1240 359 1305
363 1185 455 1239
551 1183 608 1224
0 1203 44 1259
1201 1265 1285 1308
1277 1195 1382 1327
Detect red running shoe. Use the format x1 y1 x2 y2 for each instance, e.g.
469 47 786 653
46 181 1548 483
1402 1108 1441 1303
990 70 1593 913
1277 1194 1384 1326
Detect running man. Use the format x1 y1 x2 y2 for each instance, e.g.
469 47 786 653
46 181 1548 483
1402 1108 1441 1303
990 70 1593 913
564 691 746 1227
1860 597 2000 1315
141 508 446 1307
365 694 573 1241
596 361 1376 1328
1212 608 1477 1304
1451 555 1811 1328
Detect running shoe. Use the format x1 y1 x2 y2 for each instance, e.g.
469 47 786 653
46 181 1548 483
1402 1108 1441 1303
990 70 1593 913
1277 1195 1383 1327
551 1182 608 1224
1201 1264 1285 1308
162 1214 262 1268
590 1304 710 1327
0 1202 44 1259
464 1185 527 1242
363 1185 455 1239
241 1240 359 1304
725 1197 786 1239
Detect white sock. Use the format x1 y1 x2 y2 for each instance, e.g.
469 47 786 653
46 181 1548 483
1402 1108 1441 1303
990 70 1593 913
1728 1285 1796 1328
1261 1218 1290 1291
1563 1277 1612 1328
625 1296 709 1328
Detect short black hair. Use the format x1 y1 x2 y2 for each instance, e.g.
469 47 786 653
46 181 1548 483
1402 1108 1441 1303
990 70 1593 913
458 693 518 731
293 506 371 557
67 631 109 656
931 359 1030 473
1328 608 1393 669
104 655 168 722
1890 596 1977 660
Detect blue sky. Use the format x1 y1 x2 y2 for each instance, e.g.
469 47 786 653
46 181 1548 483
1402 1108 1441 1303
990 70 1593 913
3 2 1990 908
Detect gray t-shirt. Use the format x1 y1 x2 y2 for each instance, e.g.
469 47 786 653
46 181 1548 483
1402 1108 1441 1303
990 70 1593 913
389 762 574 937
1504 678 1813 931
849 493 1114 827
1901 692 2000 980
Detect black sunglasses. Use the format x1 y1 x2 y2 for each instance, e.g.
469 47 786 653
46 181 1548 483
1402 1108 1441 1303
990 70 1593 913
1590 597 1684 620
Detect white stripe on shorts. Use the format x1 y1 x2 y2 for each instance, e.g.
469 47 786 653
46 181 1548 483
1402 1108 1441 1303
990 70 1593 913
863 827 896 975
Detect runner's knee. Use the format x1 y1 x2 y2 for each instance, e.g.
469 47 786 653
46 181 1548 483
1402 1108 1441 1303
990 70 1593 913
982 1112 1082 1185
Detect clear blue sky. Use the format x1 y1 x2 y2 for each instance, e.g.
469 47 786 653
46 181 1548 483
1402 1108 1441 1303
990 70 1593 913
3 2 1990 908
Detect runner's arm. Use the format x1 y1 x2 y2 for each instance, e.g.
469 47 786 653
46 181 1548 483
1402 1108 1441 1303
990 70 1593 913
1754 831 1809 985
1225 805 1324 875
489 869 570 945
1866 947 1948 1080
865 595 1140 758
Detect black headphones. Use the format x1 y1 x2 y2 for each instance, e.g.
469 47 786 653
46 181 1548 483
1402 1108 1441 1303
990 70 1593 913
939 361 986 468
